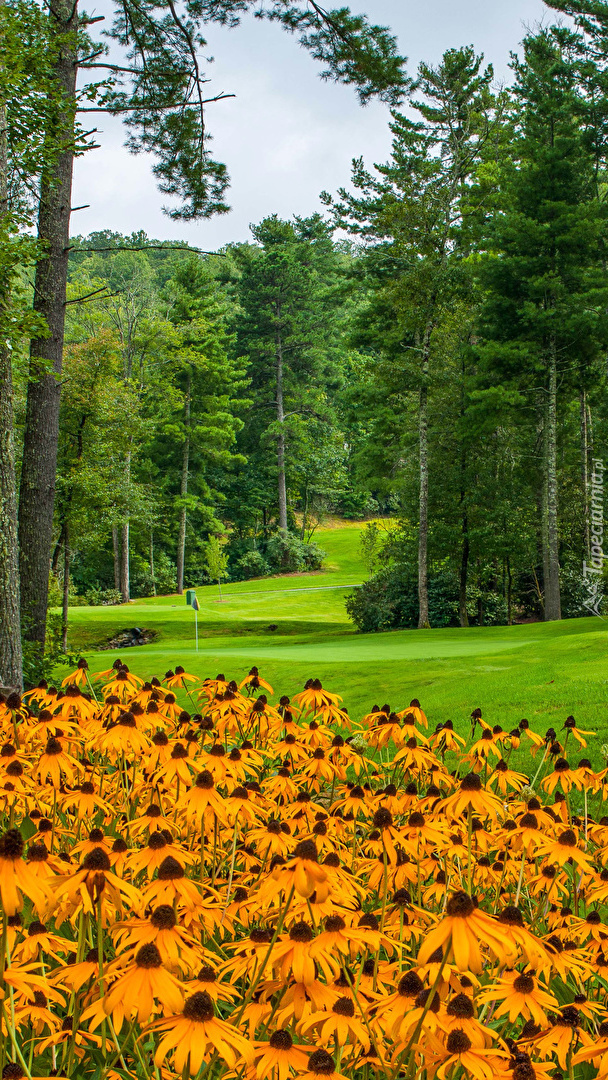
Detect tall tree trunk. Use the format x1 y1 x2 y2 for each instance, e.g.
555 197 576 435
276 332 288 531
506 555 513 625
112 526 120 591
61 526 69 653
459 508 469 628
536 398 548 618
545 340 561 621
120 523 130 603
417 324 432 629
120 448 131 602
581 387 590 558
0 51 23 689
149 531 156 596
300 485 308 541
176 369 191 595
18 0 78 648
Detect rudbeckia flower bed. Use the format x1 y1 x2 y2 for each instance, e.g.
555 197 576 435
0 658 606 1080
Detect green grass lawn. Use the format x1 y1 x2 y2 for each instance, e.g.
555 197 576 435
61 524 608 755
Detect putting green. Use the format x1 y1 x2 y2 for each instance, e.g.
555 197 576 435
60 524 608 753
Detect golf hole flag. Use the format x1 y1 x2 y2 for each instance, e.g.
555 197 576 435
186 590 199 649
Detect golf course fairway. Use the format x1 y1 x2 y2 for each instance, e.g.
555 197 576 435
62 525 608 749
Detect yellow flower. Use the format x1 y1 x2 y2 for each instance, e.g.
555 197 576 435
148 990 254 1074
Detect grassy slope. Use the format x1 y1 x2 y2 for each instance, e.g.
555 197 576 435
63 526 608 750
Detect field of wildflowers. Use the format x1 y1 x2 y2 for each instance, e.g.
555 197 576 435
0 657 605 1080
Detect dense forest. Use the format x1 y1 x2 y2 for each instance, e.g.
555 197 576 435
2 0 608 688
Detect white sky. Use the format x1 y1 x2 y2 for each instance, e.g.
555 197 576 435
72 0 548 248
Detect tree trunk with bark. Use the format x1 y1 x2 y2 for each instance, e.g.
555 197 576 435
120 522 130 603
0 50 23 689
459 507 469 628
112 526 120 591
61 526 69 653
545 340 561 621
18 0 78 647
149 531 156 596
276 331 288 531
581 387 590 558
417 323 432 629
176 369 191 595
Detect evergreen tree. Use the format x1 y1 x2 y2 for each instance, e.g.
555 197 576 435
233 215 345 532
478 28 608 620
327 47 499 626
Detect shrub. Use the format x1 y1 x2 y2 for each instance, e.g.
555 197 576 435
265 532 325 574
346 565 459 632
234 550 270 580
84 587 123 607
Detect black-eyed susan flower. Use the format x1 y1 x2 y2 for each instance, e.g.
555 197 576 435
148 990 254 1074
251 1028 310 1080
417 891 511 972
92 943 184 1030
476 970 558 1026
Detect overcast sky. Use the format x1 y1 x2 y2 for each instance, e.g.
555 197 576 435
72 0 549 249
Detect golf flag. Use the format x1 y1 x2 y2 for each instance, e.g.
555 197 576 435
185 590 199 649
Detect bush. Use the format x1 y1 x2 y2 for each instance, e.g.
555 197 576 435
234 550 270 580
346 565 459 632
84 587 123 607
265 532 325 574
132 550 177 597
465 588 508 626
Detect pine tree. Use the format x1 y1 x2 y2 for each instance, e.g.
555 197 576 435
478 28 608 620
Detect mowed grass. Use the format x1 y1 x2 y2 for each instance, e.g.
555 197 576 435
61 525 608 757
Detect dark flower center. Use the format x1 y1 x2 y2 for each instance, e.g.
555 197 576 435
293 840 318 862
82 847 111 872
157 856 184 880
1 829 24 859
447 993 474 1018
398 971 424 997
135 944 162 968
150 905 176 930
325 915 346 932
513 974 535 994
148 832 168 851
460 773 482 792
308 1049 336 1075
446 1029 472 1054
195 770 215 789
183 991 214 1023
332 997 354 1017
498 906 524 927
289 921 314 943
197 965 216 983
446 891 474 918
372 807 393 829
269 1030 293 1051
557 829 577 847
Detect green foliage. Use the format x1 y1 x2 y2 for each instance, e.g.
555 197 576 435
346 566 460 632
233 550 271 581
264 533 326 575
205 536 229 584
82 587 123 607
21 613 77 688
